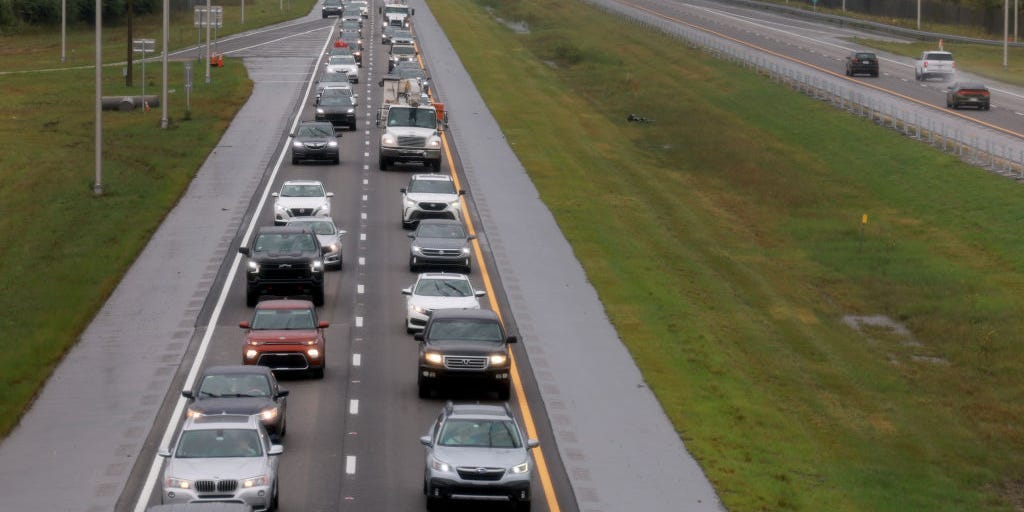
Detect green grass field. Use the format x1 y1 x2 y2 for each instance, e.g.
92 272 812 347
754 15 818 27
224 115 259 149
0 0 315 438
429 0 1024 510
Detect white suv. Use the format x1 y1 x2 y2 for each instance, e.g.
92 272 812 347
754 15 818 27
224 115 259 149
273 180 333 225
915 51 955 81
400 174 464 229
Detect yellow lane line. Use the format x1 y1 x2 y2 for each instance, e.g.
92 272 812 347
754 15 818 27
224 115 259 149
617 0 1024 140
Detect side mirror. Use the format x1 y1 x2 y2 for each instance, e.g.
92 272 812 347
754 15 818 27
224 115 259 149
419 435 432 446
268 445 284 456
527 439 539 449
277 389 290 398
158 448 171 458
411 8 415 15
338 230 347 236
289 133 295 137
458 190 465 195
400 188 407 193
271 192 279 197
401 287 412 295
467 235 477 241
318 321 330 328
239 321 250 329
327 192 335 197
181 390 195 399
238 247 250 256
475 290 486 297
407 233 415 238
507 335 519 344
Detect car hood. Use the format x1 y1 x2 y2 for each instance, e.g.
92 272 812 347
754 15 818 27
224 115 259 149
406 192 457 204
326 64 358 74
423 340 504 354
412 236 468 250
386 126 437 138
247 329 319 344
189 396 277 414
318 103 354 113
432 445 528 469
296 135 335 144
276 197 327 209
250 251 318 263
410 296 479 311
317 234 342 248
166 456 270 481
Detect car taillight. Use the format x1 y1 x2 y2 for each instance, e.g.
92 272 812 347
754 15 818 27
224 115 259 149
981 90 990 97
923 61 928 68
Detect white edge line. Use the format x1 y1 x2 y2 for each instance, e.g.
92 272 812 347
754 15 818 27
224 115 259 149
131 21 337 512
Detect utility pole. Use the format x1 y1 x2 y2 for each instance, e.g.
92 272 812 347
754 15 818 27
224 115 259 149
1005 0 1010 71
161 0 169 128
126 0 134 86
94 0 103 196
61 0 66 62
205 0 212 83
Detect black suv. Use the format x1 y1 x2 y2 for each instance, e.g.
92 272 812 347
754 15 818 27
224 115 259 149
321 0 343 18
844 51 879 77
239 226 327 306
416 309 517 400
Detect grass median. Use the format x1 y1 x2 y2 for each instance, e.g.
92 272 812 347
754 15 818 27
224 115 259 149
429 0 1024 510
0 0 316 438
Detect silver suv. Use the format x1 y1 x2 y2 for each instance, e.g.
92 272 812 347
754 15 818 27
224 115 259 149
401 173 464 229
915 50 955 81
420 402 538 512
160 414 282 511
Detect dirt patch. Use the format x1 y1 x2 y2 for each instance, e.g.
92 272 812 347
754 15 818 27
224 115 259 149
843 314 948 365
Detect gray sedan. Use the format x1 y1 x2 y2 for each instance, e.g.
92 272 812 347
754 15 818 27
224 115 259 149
160 414 282 511
407 219 474 273
285 216 346 270
291 121 339 165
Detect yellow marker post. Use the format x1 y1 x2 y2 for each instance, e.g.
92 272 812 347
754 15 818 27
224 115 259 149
860 213 868 252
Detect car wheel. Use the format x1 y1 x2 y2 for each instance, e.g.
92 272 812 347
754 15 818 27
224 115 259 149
292 155 299 165
426 496 444 512
463 261 472 274
497 383 511 401
333 155 340 165
410 256 418 273
312 287 325 306
984 104 990 111
246 289 258 307
402 219 413 229
349 122 357 131
429 159 441 173
280 416 286 438
311 367 324 379
270 480 279 511
872 71 878 77
379 155 389 171
514 499 531 512
418 377 432 399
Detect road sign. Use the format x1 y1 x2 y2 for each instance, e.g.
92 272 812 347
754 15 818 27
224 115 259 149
194 6 223 28
133 38 157 107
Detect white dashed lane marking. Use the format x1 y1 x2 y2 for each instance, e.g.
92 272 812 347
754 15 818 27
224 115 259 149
353 353 361 366
349 399 359 415
346 455 357 474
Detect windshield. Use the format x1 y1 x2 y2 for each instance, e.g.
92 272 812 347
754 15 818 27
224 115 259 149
384 6 410 14
251 308 315 330
438 419 521 448
416 223 465 239
253 233 317 253
319 94 352 106
289 220 335 235
330 56 356 66
392 46 415 56
387 107 436 129
175 428 264 458
280 184 324 197
297 125 334 137
197 373 271 398
409 179 455 194
415 278 471 297
427 319 502 342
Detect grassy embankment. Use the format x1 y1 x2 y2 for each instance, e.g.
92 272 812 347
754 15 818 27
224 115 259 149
430 0 1024 510
0 0 316 439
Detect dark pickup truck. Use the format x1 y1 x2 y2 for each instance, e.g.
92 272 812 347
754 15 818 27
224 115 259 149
415 309 517 399
239 226 327 306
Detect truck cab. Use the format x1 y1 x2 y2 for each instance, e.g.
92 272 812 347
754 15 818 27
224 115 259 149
377 99 446 172
380 3 414 29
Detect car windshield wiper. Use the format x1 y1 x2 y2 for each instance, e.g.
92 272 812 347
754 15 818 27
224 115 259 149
199 391 221 398
442 282 465 296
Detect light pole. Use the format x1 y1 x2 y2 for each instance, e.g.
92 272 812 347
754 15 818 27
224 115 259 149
205 0 212 83
1005 0 1010 71
94 0 103 196
917 0 921 30
161 0 168 128
61 0 66 62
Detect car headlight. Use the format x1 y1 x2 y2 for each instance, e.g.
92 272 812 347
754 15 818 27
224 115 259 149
247 261 259 273
307 348 320 358
382 134 397 146
412 304 429 315
293 141 303 147
328 141 339 147
431 457 452 472
327 244 339 253
242 475 269 488
312 260 323 272
315 108 325 114
274 203 285 212
511 461 530 474
461 247 471 255
424 352 442 364
260 407 279 422
489 354 507 365
186 407 202 419
166 477 191 489
246 349 258 360
448 200 461 208
428 138 441 149
346 108 354 114
405 199 417 208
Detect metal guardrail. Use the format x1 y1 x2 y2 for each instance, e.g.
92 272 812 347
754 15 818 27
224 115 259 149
585 0 1024 179
721 0 1024 48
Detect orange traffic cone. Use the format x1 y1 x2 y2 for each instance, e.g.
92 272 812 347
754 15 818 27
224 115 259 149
218 55 224 67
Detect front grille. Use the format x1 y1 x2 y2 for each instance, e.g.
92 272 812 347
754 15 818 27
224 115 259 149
418 202 447 211
195 479 238 493
443 355 487 370
421 248 463 257
411 211 455 222
258 353 310 370
304 143 326 149
397 135 426 147
456 467 506 481
288 208 315 217
260 264 312 280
